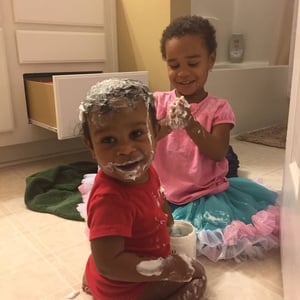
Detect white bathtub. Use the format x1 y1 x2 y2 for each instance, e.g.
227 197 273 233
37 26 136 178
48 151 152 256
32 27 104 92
206 62 289 135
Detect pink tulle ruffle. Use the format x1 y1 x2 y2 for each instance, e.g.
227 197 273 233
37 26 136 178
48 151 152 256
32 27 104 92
198 205 280 262
223 205 280 245
76 173 96 238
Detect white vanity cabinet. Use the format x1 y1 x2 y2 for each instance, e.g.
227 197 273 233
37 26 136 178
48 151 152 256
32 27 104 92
24 71 149 139
0 0 119 148
12 0 117 68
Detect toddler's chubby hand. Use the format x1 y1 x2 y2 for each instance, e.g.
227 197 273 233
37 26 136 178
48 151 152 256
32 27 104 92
167 96 192 129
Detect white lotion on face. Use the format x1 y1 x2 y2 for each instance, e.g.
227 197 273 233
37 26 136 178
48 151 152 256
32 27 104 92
105 159 143 181
136 257 165 276
106 154 153 182
116 99 155 182
168 96 190 129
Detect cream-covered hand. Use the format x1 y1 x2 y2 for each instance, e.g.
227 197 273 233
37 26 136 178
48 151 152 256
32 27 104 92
167 96 192 129
136 254 199 282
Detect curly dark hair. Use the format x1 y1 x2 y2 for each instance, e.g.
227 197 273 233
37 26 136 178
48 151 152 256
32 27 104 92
160 15 217 59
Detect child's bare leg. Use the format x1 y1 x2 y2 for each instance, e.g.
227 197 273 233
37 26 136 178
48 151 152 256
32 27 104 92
137 281 185 300
168 278 206 299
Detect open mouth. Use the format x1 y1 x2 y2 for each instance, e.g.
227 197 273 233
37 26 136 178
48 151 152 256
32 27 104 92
177 80 194 86
114 158 143 173
109 156 152 181
116 161 140 172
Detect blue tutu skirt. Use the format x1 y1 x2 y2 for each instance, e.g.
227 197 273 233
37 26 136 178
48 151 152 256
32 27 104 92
168 177 280 262
77 174 280 262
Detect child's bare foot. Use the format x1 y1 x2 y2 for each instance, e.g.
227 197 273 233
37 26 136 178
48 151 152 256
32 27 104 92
82 273 91 295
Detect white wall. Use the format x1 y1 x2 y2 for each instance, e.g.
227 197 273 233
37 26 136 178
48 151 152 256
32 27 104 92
206 65 289 135
191 0 285 64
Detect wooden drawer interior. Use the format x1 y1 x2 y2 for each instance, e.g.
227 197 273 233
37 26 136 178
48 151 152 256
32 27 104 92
24 71 101 133
25 77 56 130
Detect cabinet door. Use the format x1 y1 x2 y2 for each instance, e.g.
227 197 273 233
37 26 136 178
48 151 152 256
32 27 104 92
281 1 300 297
53 71 148 139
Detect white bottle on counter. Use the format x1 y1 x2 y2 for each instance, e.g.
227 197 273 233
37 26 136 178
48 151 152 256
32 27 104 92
228 33 245 63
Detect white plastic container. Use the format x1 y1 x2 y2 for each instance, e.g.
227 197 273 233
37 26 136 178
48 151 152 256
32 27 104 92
170 220 197 258
228 33 245 63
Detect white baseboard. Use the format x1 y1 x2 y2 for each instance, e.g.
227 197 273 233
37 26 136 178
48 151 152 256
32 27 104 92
0 137 89 168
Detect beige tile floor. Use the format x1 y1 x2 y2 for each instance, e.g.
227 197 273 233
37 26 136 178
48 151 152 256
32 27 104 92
0 138 285 300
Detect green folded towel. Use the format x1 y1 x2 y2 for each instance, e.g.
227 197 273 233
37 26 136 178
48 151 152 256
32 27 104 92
24 161 97 221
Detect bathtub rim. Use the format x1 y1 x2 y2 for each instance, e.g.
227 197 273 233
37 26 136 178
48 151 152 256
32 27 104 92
213 61 288 70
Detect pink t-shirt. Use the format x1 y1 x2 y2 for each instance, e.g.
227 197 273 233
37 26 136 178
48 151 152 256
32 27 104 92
85 166 170 300
153 90 235 205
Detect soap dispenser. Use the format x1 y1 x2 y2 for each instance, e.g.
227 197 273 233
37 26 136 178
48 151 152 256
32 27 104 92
228 33 245 63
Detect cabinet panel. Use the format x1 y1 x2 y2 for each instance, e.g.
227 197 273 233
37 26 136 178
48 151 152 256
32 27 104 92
12 0 104 26
0 28 14 133
16 30 106 64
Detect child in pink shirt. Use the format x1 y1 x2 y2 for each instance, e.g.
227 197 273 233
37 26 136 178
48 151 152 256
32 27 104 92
153 15 280 262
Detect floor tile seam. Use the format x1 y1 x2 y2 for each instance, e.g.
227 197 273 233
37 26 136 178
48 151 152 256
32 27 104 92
43 252 84 287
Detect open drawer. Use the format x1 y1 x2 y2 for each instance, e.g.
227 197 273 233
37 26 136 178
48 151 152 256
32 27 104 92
24 71 149 139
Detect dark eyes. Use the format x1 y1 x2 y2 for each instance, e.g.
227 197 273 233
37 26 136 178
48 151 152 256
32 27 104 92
101 136 116 144
101 130 145 144
189 62 199 67
130 129 143 138
168 62 199 69
169 64 179 70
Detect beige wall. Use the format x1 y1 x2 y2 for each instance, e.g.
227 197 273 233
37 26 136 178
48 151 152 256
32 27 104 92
171 0 191 20
116 1 190 91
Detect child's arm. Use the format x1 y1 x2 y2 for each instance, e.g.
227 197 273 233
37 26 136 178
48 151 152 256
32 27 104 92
91 235 204 283
161 195 174 229
186 119 231 161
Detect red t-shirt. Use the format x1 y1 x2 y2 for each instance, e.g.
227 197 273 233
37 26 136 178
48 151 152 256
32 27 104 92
85 166 171 300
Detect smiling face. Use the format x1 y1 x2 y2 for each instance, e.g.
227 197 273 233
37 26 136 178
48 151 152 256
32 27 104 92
84 99 158 184
165 34 216 102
